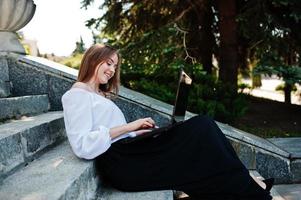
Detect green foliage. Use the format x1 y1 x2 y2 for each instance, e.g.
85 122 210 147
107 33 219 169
234 125 301 138
80 0 249 122
60 53 83 69
124 78 176 104
254 65 301 85
238 0 301 101
275 83 297 92
187 78 248 122
121 69 248 123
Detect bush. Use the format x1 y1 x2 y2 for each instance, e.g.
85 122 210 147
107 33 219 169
122 71 248 123
188 76 248 123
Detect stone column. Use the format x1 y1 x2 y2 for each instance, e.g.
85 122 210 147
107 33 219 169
0 0 36 54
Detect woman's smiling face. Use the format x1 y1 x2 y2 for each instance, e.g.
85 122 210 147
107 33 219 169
95 53 118 84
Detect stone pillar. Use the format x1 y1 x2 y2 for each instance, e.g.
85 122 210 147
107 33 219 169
0 0 36 54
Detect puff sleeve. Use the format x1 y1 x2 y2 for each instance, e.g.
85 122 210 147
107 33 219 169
62 90 111 159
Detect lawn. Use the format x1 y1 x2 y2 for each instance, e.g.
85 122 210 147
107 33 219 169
231 95 301 138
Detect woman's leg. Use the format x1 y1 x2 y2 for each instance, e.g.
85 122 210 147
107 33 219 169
179 115 272 199
96 115 272 199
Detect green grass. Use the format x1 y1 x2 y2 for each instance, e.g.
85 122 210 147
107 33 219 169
234 124 301 138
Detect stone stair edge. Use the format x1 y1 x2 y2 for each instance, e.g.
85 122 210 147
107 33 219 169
218 122 291 158
0 93 49 99
97 186 174 200
0 111 63 137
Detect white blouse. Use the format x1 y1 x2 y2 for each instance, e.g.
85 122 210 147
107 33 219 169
61 88 136 159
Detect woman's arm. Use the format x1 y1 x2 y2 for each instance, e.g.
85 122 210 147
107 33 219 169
109 117 155 139
62 90 156 159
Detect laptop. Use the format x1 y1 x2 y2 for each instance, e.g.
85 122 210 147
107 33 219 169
122 68 192 143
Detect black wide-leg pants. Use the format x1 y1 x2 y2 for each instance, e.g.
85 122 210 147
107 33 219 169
96 115 272 200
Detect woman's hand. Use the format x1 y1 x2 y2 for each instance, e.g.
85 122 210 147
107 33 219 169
127 117 155 132
109 117 156 139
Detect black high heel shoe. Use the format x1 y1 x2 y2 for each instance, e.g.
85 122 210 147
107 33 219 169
263 178 274 192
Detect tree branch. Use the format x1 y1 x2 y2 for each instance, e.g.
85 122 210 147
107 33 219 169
174 23 196 64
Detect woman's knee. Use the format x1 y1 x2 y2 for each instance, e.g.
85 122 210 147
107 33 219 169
191 115 215 127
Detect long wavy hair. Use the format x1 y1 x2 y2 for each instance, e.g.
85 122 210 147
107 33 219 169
77 44 121 96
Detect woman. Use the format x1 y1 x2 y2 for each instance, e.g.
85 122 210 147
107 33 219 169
62 44 273 200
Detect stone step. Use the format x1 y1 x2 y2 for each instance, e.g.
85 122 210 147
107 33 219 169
0 141 98 200
0 111 65 181
274 183 301 200
0 94 49 120
97 186 173 200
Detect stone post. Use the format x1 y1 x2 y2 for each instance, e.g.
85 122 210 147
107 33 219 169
0 0 36 97
0 0 36 54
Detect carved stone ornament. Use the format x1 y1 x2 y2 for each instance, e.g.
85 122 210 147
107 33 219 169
0 0 36 54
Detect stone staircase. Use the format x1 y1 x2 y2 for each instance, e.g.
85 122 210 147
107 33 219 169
1 53 300 199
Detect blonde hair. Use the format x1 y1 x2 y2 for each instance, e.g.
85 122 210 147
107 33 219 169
77 44 121 96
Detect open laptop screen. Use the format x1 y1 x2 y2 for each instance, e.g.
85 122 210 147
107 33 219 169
172 69 192 122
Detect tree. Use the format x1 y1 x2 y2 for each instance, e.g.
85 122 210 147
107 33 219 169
238 0 301 104
82 0 242 88
72 36 86 55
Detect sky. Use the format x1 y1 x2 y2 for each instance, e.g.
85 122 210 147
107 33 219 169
20 0 103 56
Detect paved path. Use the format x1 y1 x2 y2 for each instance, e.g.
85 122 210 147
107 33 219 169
242 78 301 105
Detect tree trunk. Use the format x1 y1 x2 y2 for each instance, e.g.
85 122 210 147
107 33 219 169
284 83 292 104
199 0 214 74
217 0 238 91
283 47 294 104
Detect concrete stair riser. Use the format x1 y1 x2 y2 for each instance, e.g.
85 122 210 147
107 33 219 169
0 95 49 120
0 132 24 178
0 112 65 181
8 56 74 110
229 138 294 184
0 80 11 98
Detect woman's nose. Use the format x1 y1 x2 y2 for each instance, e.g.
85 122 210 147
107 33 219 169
109 65 115 73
